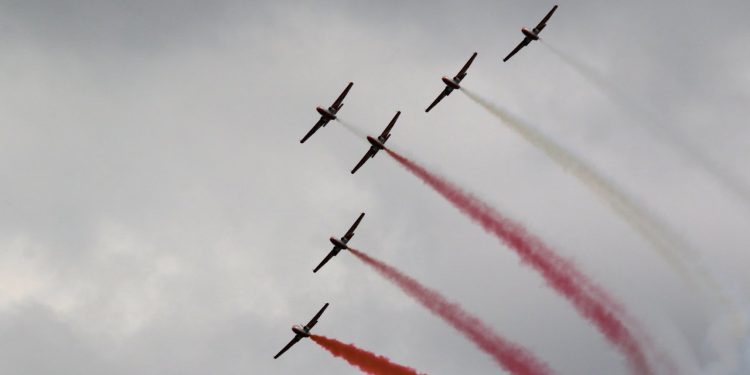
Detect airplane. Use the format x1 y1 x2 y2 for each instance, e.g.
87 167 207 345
273 303 329 359
313 212 365 273
300 82 353 143
425 52 477 112
503 5 558 62
351 111 400 174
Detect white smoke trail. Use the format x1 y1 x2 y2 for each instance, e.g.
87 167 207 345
460 87 737 311
539 41 750 371
540 40 750 213
702 306 750 375
335 117 368 141
539 40 636 112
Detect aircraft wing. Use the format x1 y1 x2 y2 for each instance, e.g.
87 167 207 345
351 147 377 174
274 335 302 359
306 303 330 329
380 111 401 139
300 118 327 143
455 52 478 81
503 38 531 62
342 212 365 242
331 82 353 110
313 247 339 273
426 87 451 113
535 5 558 31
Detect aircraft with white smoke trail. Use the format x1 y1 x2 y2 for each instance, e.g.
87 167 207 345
503 5 558 62
425 52 477 112
313 212 365 273
273 303 330 359
351 111 400 174
300 82 353 143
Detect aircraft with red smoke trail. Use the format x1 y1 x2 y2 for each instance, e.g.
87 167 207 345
425 52 477 112
273 303 329 359
313 212 365 273
503 5 558 62
300 82 353 143
351 111 400 174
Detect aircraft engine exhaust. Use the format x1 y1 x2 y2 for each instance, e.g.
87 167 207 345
349 248 554 375
379 146 658 375
311 334 424 375
459 86 729 299
530 43 750 367
540 40 750 215
336 117 369 141
460 86 749 356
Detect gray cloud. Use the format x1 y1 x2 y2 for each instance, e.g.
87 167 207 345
0 0 748 374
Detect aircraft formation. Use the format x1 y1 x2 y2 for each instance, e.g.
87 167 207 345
277 4 561 364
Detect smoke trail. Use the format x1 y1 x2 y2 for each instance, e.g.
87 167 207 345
311 334 424 375
460 86 718 295
540 40 750 213
380 147 656 375
336 117 369 140
539 40 635 112
461 87 748 360
703 309 750 374
349 248 554 375
555 53 750 368
460 86 750 362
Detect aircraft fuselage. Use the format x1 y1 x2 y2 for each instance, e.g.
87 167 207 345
329 236 348 250
292 324 310 337
367 136 385 150
522 27 540 40
316 106 337 120
442 76 460 90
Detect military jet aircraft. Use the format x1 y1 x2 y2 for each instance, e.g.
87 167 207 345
503 5 558 62
301 82 353 143
273 303 329 359
351 111 400 174
425 52 477 112
313 212 365 273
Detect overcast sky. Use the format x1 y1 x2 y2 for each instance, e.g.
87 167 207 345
0 1 749 374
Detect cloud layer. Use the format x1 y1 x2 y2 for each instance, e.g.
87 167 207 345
0 1 748 374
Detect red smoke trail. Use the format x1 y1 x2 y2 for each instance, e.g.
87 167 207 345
382 147 653 375
311 334 424 375
349 248 553 375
